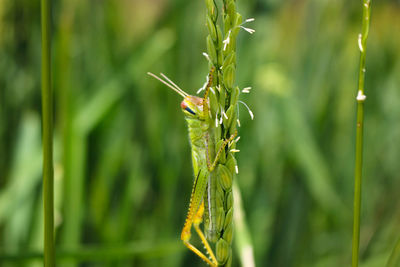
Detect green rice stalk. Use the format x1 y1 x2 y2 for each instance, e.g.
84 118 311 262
41 0 55 265
204 0 248 266
352 1 371 267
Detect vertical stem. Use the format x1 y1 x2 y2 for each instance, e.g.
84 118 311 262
205 0 246 265
41 0 55 266
352 102 364 267
352 1 371 267
232 182 255 267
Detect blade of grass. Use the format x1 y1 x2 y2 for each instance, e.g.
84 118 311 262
352 1 371 267
233 181 255 267
0 114 42 223
41 0 55 265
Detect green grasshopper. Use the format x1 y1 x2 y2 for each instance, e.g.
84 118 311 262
148 68 236 266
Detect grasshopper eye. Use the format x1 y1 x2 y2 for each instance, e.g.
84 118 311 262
185 107 196 115
181 101 196 115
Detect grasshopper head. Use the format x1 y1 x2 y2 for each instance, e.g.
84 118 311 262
147 72 207 120
180 95 205 119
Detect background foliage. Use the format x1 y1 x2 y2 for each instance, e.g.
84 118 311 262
1 0 400 266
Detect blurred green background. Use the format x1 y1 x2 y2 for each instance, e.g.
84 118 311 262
1 0 400 266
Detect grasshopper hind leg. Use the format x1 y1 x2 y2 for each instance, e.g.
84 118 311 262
181 169 218 266
181 202 218 267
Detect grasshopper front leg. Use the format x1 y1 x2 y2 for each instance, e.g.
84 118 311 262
201 67 237 172
206 131 237 172
181 169 218 267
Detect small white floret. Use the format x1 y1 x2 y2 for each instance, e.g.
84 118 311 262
239 100 254 120
240 26 255 34
222 110 228 120
202 52 211 63
249 110 254 120
235 165 239 174
242 87 252 93
239 18 256 34
358 34 364 52
223 30 231 51
356 90 366 102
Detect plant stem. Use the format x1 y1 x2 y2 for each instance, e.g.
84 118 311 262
232 182 255 267
41 0 55 265
352 1 371 267
205 0 245 265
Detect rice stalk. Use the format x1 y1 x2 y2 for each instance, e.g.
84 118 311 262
352 1 371 267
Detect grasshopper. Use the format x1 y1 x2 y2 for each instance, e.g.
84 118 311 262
148 68 236 266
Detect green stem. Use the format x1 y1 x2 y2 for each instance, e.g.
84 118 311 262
41 0 55 266
352 1 371 267
232 182 255 267
205 0 244 265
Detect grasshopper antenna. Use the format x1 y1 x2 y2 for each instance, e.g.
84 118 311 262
160 73 188 97
147 72 188 98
